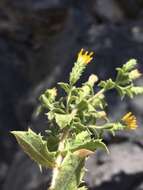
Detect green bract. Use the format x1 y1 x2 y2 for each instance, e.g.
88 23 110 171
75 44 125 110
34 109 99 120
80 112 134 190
12 50 143 190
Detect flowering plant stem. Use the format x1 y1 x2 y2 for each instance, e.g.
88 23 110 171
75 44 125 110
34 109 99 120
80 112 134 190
49 130 69 190
11 49 143 190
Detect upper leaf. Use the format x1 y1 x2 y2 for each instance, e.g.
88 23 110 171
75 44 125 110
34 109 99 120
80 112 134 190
58 82 70 94
55 113 74 129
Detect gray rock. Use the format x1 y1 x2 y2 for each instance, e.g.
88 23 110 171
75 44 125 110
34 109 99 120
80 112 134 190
129 78 143 113
86 142 143 190
92 0 125 23
116 0 142 18
3 152 51 190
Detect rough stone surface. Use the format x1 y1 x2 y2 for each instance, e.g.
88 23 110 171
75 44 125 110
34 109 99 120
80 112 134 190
3 152 51 190
86 143 143 189
92 0 125 23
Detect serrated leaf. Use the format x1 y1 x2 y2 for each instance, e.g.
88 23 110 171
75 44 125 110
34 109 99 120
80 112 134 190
11 129 56 168
65 131 109 153
99 79 115 90
72 139 109 153
55 113 74 129
58 82 70 93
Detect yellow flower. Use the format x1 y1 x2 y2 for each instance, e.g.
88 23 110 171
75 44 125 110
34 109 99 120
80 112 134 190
77 49 94 64
122 112 137 130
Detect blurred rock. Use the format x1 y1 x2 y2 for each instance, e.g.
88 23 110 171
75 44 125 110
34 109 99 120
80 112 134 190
4 0 67 10
3 152 51 190
116 0 142 18
129 78 143 113
86 142 143 190
0 0 76 84
91 0 125 23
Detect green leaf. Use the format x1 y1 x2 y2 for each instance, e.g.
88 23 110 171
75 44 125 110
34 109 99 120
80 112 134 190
91 94 106 109
115 85 125 98
116 68 130 85
79 86 91 99
123 59 137 72
99 79 115 90
77 100 88 111
39 94 52 109
71 122 85 133
115 85 143 99
66 131 109 153
130 87 143 96
46 135 59 152
55 113 74 129
53 153 84 190
58 82 70 93
52 107 65 114
39 88 57 110
11 129 56 168
71 139 109 153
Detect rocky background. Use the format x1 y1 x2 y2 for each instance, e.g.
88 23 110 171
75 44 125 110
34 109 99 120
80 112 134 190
1 0 143 190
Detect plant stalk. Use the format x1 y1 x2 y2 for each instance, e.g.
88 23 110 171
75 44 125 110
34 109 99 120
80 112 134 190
48 130 69 190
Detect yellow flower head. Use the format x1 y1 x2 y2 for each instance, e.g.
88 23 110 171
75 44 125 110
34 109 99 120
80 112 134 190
122 112 137 130
77 49 94 64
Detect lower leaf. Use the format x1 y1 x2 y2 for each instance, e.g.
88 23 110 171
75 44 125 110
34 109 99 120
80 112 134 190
11 129 56 168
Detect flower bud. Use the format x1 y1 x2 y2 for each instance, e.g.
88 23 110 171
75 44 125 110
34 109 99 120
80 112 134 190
129 69 142 80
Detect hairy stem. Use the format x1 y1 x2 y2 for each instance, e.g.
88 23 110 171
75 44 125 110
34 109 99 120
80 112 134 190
94 89 105 97
49 130 69 190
